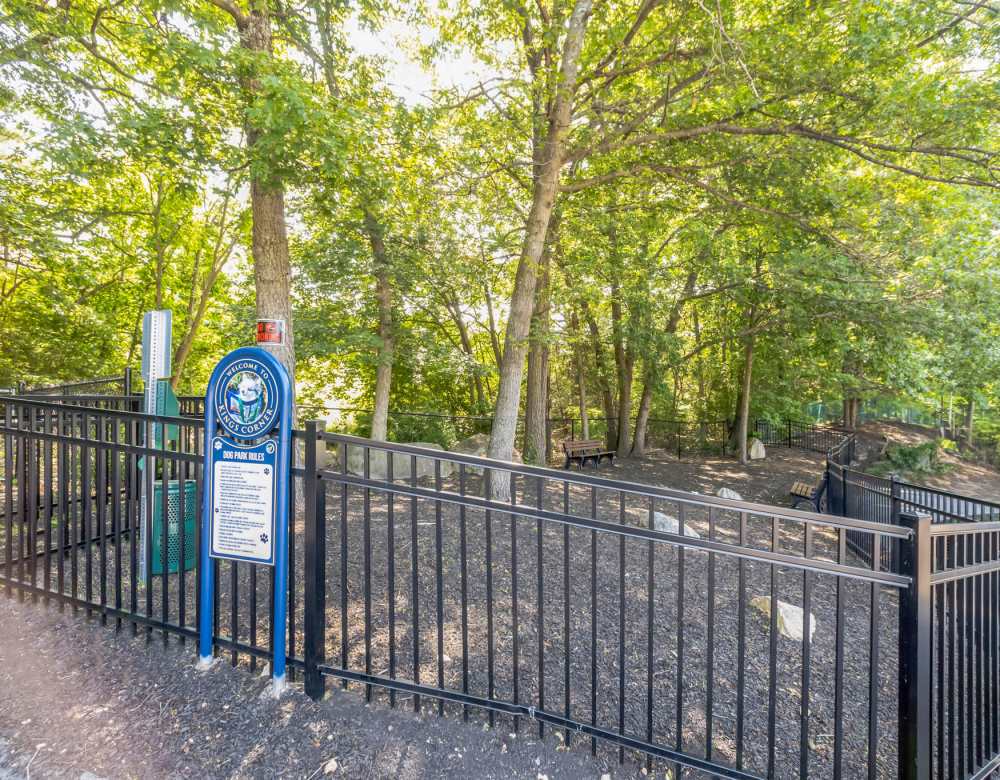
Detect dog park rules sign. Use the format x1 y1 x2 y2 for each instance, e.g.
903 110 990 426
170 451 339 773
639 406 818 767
199 347 293 690
210 437 277 564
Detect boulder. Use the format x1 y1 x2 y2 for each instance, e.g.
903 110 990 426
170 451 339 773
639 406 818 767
345 442 454 480
715 487 743 501
450 433 522 474
750 596 818 642
652 512 701 538
748 438 766 460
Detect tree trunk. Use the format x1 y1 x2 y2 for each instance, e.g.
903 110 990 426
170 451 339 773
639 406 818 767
571 310 589 440
965 397 975 447
448 297 486 410
610 274 634 455
239 3 296 387
487 0 593 485
736 330 756 465
582 305 617 447
364 209 393 442
524 240 552 465
631 373 654 457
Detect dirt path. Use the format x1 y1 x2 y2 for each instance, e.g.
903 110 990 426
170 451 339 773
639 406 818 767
0 597 626 780
588 446 827 506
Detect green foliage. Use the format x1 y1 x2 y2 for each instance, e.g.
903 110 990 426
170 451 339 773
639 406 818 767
868 441 949 479
0 0 997 452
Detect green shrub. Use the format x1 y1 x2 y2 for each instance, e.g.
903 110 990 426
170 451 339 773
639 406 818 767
867 440 948 479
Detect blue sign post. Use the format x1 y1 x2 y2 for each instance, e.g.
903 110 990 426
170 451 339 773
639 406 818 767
198 347 292 696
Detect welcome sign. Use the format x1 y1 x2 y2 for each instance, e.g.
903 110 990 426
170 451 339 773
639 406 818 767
198 347 292 693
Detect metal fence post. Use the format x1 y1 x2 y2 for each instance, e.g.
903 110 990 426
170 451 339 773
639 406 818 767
787 419 792 447
890 474 900 525
897 512 932 780
303 419 327 701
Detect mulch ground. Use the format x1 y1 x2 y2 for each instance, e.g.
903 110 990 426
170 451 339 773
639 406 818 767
0 595 622 780
0 445 903 779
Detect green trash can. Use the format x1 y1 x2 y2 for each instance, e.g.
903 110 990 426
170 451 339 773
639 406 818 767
144 479 197 576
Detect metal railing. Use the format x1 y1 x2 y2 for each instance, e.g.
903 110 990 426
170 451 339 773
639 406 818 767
0 396 947 778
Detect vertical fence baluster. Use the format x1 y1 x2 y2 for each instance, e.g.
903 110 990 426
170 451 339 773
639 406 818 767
112 413 122 629
736 509 747 771
675 501 687 779
536 475 544 739
766 515 779 779
363 446 372 702
459 463 469 720
645 496 655 773
435 459 444 714
387 450 396 708
483 464 494 726
410 454 420 713
564 480 572 748
303 420 326 701
834 526 846 779
590 484 598 756
339 442 348 686
511 471 519 734
43 408 53 601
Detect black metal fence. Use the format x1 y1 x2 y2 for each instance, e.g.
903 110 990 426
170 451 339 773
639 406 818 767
754 418 857 462
0 395 955 778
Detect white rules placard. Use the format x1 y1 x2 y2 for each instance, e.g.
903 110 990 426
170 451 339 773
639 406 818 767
209 437 277 565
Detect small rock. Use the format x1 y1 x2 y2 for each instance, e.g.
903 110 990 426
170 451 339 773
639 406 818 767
323 756 339 774
749 438 766 460
652 512 701 538
715 487 742 501
750 596 818 642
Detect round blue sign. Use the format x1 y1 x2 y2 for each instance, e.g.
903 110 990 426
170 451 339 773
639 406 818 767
212 355 281 439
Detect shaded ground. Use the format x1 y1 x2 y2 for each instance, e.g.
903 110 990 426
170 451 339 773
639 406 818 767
572 445 827 506
0 596 626 780
0 442 900 780
855 421 1000 501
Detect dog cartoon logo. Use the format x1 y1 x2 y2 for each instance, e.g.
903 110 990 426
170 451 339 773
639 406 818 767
225 372 266 426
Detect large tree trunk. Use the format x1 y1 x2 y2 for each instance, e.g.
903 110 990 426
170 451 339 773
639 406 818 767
523 240 552 465
487 0 593 486
631 372 654 457
842 397 861 430
364 209 393 442
239 3 295 386
736 330 756 465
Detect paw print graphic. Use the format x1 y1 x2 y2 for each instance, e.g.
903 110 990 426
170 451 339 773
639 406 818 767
259 533 269 544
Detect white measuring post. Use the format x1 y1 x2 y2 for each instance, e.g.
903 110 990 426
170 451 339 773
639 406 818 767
139 310 172 583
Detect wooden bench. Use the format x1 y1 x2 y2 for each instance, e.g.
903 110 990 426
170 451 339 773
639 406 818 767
790 478 826 512
563 439 616 469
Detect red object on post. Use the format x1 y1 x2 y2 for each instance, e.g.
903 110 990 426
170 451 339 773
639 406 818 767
256 319 285 345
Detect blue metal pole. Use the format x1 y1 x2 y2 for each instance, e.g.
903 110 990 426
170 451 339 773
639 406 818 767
197 379 217 668
269 359 292 693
